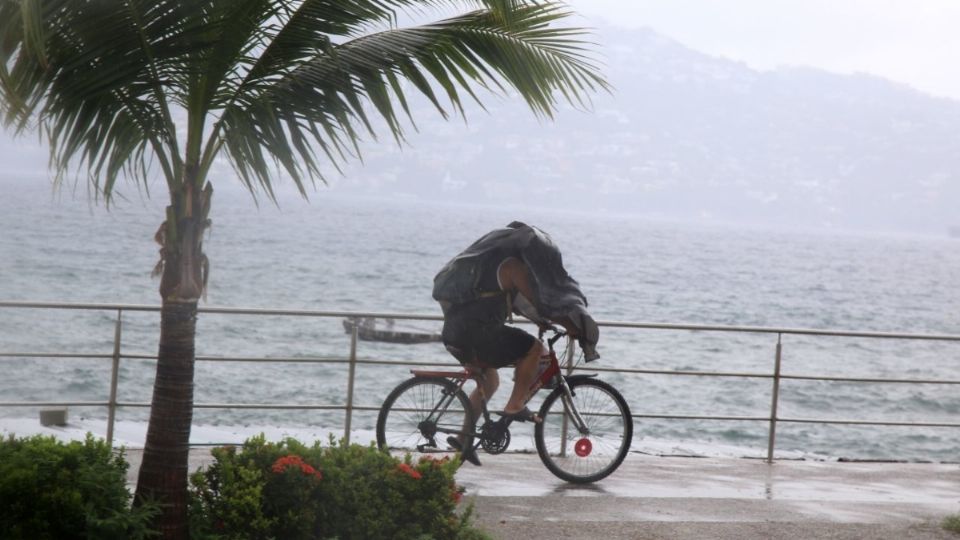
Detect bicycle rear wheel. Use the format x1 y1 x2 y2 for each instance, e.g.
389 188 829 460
376 377 474 456
535 377 633 483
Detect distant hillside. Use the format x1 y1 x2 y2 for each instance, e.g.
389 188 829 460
2 26 959 235
327 26 960 235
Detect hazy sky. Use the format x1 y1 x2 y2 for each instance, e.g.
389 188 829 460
4 1 959 182
565 0 960 100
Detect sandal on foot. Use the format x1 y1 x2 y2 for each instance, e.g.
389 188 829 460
447 436 482 466
498 406 541 424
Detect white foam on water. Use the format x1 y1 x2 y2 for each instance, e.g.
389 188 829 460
0 416 829 462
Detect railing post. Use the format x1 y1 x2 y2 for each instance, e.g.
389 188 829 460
766 333 783 463
344 322 359 444
106 309 122 448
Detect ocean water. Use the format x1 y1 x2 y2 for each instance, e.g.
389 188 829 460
2 177 960 461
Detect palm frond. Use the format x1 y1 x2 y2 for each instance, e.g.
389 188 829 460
0 0 217 200
212 1 606 199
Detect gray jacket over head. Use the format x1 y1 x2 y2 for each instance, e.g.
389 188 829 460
432 222 600 361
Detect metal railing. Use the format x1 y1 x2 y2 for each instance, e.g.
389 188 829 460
3 300 960 463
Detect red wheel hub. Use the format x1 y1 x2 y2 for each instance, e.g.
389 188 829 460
574 438 592 457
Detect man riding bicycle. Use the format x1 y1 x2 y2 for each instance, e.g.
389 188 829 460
433 221 599 465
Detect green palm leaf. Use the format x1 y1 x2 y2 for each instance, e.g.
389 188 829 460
212 2 607 198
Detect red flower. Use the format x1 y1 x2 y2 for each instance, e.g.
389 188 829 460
271 454 322 480
418 455 451 467
451 490 463 504
396 462 422 480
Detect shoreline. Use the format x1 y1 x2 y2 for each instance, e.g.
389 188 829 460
0 416 883 463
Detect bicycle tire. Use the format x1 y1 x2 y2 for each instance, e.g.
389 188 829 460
534 377 633 483
376 377 475 457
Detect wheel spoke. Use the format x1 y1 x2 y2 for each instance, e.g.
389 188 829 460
377 378 472 456
535 380 632 483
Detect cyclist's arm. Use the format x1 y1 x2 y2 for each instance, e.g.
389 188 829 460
499 258 580 337
498 257 544 324
497 257 533 299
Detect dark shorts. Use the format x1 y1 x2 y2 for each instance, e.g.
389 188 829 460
441 298 536 368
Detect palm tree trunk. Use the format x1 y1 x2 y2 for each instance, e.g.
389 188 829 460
134 299 196 539
135 180 210 539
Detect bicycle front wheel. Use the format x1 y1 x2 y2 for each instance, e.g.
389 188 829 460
535 377 633 483
376 377 474 457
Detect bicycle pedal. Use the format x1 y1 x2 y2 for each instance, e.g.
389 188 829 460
416 441 438 452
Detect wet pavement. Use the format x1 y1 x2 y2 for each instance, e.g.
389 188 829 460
456 452 960 539
127 449 960 539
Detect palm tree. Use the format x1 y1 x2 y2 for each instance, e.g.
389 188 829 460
0 0 606 537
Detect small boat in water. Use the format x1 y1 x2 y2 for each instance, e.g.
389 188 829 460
342 317 441 344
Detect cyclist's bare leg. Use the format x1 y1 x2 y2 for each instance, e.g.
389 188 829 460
448 368 497 464
468 367 499 417
504 340 544 419
449 368 498 446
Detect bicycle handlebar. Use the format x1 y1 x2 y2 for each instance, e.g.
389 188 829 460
539 325 599 362
539 326 567 348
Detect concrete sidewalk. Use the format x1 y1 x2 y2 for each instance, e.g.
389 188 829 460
456 453 960 539
126 449 960 539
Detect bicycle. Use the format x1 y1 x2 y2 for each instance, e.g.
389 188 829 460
375 328 633 483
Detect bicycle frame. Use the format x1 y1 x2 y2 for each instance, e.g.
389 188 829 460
379 328 632 482
409 330 591 446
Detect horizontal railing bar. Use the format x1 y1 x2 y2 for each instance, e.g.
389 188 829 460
344 405 381 413
195 356 350 364
779 417 960 428
113 403 385 411
581 366 772 379
196 404 385 412
598 320 960 341
633 413 770 422
106 402 375 412
0 301 161 312
630 414 960 428
4 300 960 342
176 357 460 368
192 404 345 410
118 355 458 368
198 307 445 321
0 353 112 359
781 374 960 385
0 401 109 407
0 301 447 322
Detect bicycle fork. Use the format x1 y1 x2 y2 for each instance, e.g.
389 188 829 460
556 377 591 435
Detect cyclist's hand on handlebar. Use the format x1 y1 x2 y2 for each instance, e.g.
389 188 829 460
554 317 581 339
537 322 560 339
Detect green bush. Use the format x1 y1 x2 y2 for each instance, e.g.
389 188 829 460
0 433 159 540
189 435 487 540
943 514 960 534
